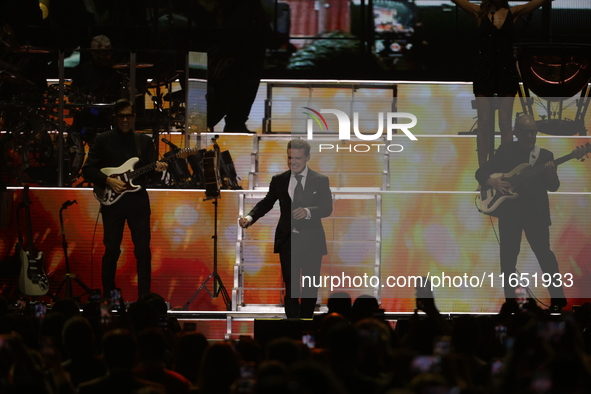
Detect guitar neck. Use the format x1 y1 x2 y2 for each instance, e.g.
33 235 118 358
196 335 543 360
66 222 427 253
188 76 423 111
512 152 574 187
127 148 195 180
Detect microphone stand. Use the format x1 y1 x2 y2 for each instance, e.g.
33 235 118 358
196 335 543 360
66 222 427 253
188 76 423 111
182 194 231 311
54 200 93 300
183 136 231 311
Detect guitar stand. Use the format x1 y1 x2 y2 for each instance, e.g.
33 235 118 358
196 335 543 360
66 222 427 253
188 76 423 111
183 196 232 311
54 200 93 300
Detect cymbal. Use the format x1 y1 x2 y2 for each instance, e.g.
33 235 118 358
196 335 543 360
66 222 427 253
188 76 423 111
112 63 154 69
0 70 34 86
9 45 52 54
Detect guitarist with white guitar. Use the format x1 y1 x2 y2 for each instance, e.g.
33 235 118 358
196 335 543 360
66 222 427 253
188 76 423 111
82 98 168 299
475 114 567 312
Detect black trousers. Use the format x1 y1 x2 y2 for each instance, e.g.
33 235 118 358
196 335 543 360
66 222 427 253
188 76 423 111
279 233 323 319
101 195 152 299
499 214 565 302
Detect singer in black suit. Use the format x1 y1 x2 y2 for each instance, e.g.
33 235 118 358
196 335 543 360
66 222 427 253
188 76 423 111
476 115 566 311
82 98 167 299
239 139 332 318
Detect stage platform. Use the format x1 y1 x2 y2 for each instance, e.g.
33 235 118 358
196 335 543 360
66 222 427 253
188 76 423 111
168 308 503 340
2 182 586 341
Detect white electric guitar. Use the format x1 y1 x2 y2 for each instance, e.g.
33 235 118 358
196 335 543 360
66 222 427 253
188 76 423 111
478 143 590 216
93 147 198 206
18 185 49 296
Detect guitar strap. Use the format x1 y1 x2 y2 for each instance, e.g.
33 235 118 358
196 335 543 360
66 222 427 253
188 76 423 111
529 146 540 166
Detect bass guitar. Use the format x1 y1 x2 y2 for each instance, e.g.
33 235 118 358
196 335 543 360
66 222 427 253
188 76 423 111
478 143 590 216
18 185 49 296
93 147 198 206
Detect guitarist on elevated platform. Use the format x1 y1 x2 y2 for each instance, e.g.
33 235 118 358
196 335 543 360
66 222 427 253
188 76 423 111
475 114 567 312
82 98 168 299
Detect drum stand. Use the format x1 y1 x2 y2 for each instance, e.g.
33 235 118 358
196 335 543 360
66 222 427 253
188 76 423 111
54 200 92 300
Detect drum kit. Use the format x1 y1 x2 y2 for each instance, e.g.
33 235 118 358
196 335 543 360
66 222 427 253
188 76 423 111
0 53 86 185
0 27 186 187
515 43 591 136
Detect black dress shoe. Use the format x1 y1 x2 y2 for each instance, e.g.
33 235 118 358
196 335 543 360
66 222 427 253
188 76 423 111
501 298 520 315
284 299 301 319
548 298 567 313
548 304 564 313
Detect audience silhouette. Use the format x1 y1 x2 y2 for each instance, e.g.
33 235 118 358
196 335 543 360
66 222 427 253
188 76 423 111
1 292 590 394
